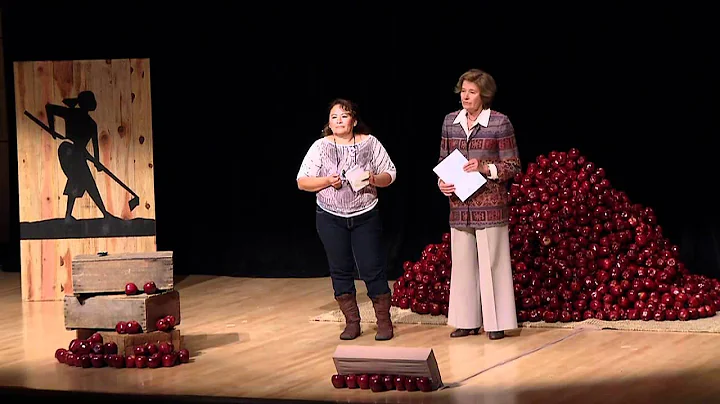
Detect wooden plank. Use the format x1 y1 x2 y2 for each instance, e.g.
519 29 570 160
64 290 180 332
71 251 173 294
333 345 443 391
12 58 158 301
75 329 181 357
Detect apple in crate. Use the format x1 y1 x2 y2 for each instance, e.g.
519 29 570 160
143 281 157 294
126 320 142 334
116 321 127 334
164 315 176 328
125 282 139 295
156 318 170 332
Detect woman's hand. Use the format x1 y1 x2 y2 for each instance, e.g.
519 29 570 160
438 179 455 197
463 158 489 176
328 174 342 189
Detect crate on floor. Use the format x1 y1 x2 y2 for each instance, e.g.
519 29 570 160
71 251 174 295
64 290 181 332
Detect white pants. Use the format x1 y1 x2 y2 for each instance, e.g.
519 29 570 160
447 226 517 332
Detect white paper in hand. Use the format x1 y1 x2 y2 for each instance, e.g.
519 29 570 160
345 165 370 192
433 149 487 202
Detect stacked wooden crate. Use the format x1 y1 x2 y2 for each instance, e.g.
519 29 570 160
64 251 182 356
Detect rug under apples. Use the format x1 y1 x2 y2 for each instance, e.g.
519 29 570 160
311 300 720 333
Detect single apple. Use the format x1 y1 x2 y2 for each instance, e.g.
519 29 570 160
164 315 177 328
135 355 148 368
79 354 92 368
156 318 170 332
178 349 190 363
65 353 75 366
383 375 395 390
147 353 162 368
158 341 174 355
357 374 370 389
345 374 358 389
145 343 159 355
55 348 68 363
76 340 92 355
134 345 147 356
88 332 103 344
125 355 137 368
125 282 139 295
143 281 157 294
126 320 142 334
110 354 125 368
404 376 418 391
68 339 82 353
104 341 118 354
90 353 105 368
115 321 127 334
161 353 176 367
369 375 384 392
91 342 104 355
416 376 432 392
331 374 346 388
394 375 406 390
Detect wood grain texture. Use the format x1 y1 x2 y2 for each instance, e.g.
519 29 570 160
64 290 180 331
71 251 173 294
12 58 157 301
2 272 720 403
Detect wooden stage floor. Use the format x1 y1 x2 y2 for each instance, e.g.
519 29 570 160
2 270 720 404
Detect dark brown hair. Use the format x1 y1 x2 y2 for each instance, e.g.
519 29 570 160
321 98 372 137
454 69 497 109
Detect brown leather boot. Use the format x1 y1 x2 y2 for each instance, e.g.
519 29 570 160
335 293 361 340
371 293 393 341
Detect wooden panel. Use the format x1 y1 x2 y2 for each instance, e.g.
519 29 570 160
333 345 444 391
72 251 173 294
64 290 180 332
12 59 157 301
75 329 181 357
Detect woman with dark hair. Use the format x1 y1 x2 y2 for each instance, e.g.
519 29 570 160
297 99 398 341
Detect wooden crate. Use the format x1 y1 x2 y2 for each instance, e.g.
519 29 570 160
333 345 443 391
72 251 173 294
64 290 180 332
75 329 181 357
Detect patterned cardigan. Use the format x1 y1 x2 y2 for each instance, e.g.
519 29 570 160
438 109 521 229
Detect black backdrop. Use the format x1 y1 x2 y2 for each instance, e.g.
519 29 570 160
1 3 718 281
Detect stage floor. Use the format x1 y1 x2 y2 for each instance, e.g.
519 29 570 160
1 270 720 404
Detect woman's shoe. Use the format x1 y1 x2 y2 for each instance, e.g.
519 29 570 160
487 331 505 340
450 328 481 338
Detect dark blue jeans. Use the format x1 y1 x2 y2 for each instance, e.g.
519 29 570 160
315 205 391 299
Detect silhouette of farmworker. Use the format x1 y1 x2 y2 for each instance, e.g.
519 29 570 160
45 91 111 221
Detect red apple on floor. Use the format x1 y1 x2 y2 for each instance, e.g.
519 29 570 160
79 354 92 368
404 376 418 391
416 376 432 392
55 348 68 363
394 375 406 390
76 340 92 355
178 349 190 363
345 374 358 389
65 353 75 366
369 375 384 392
108 354 125 368
161 353 176 367
135 355 148 368
116 321 127 334
125 282 139 295
104 341 118 354
125 355 137 368
147 353 162 368
331 374 346 388
357 374 370 389
145 343 159 355
126 320 142 334
156 318 170 332
89 332 103 344
90 353 105 368
383 375 395 390
158 341 174 355
134 345 147 356
143 281 157 294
